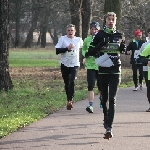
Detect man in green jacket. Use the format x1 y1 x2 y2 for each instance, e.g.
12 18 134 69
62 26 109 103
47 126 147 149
82 22 101 113
140 28 150 112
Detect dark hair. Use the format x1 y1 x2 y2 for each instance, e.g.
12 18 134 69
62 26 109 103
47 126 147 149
90 22 100 30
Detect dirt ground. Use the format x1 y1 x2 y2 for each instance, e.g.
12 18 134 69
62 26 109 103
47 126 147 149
9 67 87 80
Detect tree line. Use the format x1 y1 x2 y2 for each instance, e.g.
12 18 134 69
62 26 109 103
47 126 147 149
0 0 150 90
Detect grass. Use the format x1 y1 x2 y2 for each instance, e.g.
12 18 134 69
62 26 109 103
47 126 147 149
0 48 133 138
9 48 60 67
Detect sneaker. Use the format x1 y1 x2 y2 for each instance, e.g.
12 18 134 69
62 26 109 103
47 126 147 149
133 86 138 91
86 106 93 113
140 84 142 90
104 127 113 139
146 108 150 112
67 101 73 110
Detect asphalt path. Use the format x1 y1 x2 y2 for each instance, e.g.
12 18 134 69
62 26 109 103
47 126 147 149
0 85 150 150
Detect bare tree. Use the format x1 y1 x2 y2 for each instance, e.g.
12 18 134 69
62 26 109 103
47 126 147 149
104 0 121 29
68 0 92 39
68 0 82 37
23 0 39 48
81 0 93 39
0 0 13 90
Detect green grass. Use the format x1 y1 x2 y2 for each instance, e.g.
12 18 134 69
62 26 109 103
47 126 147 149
9 48 60 67
0 48 133 138
0 48 89 138
9 59 59 67
0 77 88 138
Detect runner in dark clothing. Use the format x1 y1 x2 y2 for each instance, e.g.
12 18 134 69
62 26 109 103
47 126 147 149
86 12 126 139
126 30 145 91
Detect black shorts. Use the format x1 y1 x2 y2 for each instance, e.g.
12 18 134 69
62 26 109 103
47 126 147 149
87 69 101 91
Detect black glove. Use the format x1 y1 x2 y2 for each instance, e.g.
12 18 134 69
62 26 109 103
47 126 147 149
85 52 90 58
135 57 141 64
119 40 126 54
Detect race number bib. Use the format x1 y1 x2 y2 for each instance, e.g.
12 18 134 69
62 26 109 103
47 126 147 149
134 50 140 58
143 66 148 71
66 47 77 57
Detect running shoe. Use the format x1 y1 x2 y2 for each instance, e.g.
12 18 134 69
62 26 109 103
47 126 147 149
86 106 93 113
104 127 113 139
133 86 138 91
67 101 73 110
146 108 150 112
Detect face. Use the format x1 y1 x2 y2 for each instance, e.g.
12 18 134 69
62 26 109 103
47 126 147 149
90 27 99 36
66 27 76 38
106 15 116 29
135 34 142 40
148 32 150 38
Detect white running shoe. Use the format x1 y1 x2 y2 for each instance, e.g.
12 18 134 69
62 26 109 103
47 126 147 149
133 86 138 91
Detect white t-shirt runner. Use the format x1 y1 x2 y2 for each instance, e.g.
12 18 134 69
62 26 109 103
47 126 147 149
55 35 83 67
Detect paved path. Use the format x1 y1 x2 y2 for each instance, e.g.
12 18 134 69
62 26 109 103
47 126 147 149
0 85 150 150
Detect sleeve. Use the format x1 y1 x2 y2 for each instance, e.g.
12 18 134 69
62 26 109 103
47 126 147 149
80 38 83 48
139 42 147 53
55 36 68 55
139 43 150 65
119 40 126 54
125 42 132 55
140 43 150 57
55 36 63 48
82 38 88 57
88 32 107 56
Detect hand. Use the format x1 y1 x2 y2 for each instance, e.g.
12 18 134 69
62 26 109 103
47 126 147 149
126 51 130 55
148 61 150 67
82 58 86 64
67 43 74 51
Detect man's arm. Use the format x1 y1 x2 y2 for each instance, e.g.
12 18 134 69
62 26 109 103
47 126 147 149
125 42 132 55
86 32 108 57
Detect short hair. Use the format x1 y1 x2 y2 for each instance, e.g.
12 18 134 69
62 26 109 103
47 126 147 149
105 12 117 19
67 24 75 29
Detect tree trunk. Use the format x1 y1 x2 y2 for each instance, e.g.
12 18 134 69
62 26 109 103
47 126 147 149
0 0 13 91
104 0 121 29
49 29 58 46
81 0 93 40
23 27 34 48
40 25 46 48
69 0 82 37
14 16 20 47
22 4 38 48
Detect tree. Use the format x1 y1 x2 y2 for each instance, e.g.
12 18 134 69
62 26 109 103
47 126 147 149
0 0 13 90
68 0 93 69
104 0 121 29
69 0 92 39
68 0 82 37
81 0 93 39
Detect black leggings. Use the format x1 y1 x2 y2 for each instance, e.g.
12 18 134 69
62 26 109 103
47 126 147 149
132 63 143 86
143 71 150 103
61 64 78 101
99 74 121 128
